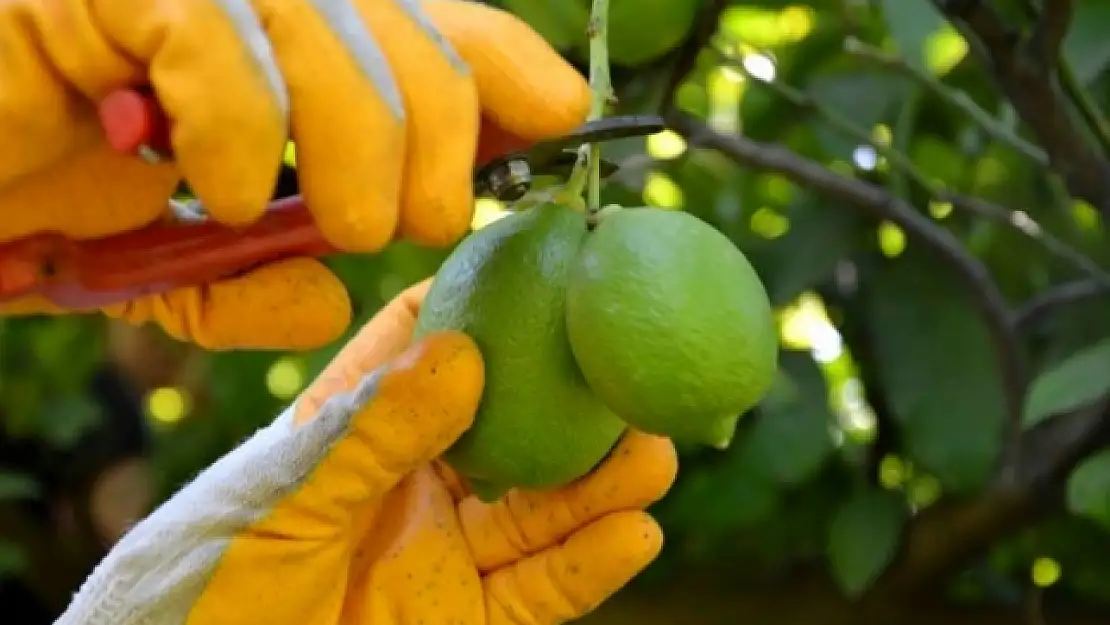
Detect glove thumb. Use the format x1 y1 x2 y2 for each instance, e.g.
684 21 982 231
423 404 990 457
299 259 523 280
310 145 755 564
283 330 484 526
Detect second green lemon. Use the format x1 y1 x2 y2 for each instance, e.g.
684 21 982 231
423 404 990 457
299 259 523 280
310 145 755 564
413 202 626 502
565 207 778 448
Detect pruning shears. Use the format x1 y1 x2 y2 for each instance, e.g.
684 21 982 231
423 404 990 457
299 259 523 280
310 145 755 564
0 89 664 310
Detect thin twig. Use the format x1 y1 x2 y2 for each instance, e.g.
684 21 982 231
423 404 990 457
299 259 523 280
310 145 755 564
1058 63 1110 158
1030 0 1073 59
1018 0 1110 158
659 0 729 114
716 47 1110 288
843 37 1048 167
1014 278 1110 329
950 193 1110 284
933 0 1110 216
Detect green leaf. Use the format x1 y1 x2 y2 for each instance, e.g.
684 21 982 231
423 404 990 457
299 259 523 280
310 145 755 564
658 462 780 532
760 194 867 306
805 70 907 159
1063 0 1110 84
0 542 26 579
1024 339 1110 428
38 395 105 450
865 252 1007 493
828 488 907 597
663 150 755 243
739 350 836 487
880 0 948 70
1066 450 1110 532
0 472 40 501
910 136 971 187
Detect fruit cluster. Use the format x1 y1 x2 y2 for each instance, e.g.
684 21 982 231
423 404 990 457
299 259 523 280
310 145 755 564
414 202 777 501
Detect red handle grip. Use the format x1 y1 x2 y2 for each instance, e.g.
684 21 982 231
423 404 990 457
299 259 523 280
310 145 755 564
0 197 331 309
99 88 173 157
0 89 530 308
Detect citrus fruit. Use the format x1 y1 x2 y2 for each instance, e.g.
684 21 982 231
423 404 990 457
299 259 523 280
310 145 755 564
503 0 701 67
565 206 778 448
413 202 627 502
500 0 589 52
605 0 701 66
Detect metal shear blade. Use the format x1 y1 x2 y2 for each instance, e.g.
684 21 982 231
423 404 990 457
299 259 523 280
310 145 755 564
474 114 666 201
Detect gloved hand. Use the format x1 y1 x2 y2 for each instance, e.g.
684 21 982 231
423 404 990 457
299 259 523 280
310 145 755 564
0 0 590 350
58 279 679 625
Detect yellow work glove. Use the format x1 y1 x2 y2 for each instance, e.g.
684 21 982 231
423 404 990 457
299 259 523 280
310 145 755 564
0 0 590 350
58 279 678 625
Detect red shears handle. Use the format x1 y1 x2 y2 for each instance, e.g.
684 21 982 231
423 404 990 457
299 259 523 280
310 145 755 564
0 89 528 309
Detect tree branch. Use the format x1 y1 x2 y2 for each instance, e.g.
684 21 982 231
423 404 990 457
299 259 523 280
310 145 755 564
1013 277 1110 329
1018 394 1110 489
1030 0 1073 60
843 37 1048 167
715 46 1110 289
658 0 729 114
1015 0 1110 158
933 0 1110 216
851 397 1110 618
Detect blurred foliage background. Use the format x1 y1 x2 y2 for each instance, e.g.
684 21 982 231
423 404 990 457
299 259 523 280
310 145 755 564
5 0 1110 623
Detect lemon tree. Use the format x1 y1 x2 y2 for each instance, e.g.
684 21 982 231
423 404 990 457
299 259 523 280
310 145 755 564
9 1 1110 623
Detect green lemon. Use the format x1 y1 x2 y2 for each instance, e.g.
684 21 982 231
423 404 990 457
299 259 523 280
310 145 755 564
570 0 701 67
503 0 701 68
414 203 627 502
606 0 701 66
500 0 590 52
565 207 778 448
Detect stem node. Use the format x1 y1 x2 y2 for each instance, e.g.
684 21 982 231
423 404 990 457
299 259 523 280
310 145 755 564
565 0 612 217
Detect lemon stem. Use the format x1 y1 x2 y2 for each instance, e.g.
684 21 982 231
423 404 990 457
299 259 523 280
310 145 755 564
562 0 613 226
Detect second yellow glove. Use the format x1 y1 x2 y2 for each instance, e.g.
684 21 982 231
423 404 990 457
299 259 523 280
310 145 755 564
0 0 590 350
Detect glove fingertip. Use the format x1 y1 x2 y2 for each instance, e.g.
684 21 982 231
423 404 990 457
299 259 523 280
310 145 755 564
104 257 350 351
485 511 664 625
426 1 591 141
388 331 485 414
599 431 680 505
558 512 664 616
372 331 485 463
